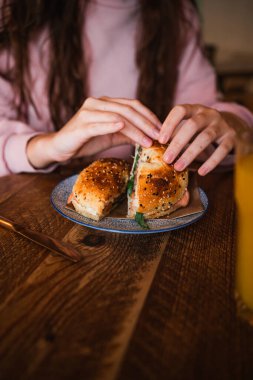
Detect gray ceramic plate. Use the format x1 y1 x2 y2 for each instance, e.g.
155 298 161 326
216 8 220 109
51 175 208 234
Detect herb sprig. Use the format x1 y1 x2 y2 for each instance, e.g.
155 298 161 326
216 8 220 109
135 212 150 229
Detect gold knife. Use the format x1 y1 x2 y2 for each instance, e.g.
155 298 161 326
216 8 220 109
0 215 81 262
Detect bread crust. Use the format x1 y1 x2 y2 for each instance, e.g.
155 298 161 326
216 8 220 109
70 158 130 221
128 143 188 218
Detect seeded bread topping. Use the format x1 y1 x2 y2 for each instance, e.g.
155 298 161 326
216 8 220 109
128 142 189 221
70 158 130 221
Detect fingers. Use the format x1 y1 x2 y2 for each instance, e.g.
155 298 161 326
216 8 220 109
79 109 153 147
83 97 160 145
198 133 235 176
54 96 161 162
98 97 160 139
159 104 199 144
172 124 218 171
116 122 153 147
163 113 209 164
100 96 162 128
81 121 124 140
53 120 124 162
195 144 216 162
157 103 237 175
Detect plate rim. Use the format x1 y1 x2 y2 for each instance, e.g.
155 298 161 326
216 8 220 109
50 175 208 234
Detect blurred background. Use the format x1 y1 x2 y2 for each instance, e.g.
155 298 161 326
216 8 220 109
198 0 253 112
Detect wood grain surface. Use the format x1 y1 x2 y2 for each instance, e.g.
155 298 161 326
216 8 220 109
0 169 253 380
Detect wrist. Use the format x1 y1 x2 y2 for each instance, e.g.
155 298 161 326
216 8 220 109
220 111 249 132
26 132 58 169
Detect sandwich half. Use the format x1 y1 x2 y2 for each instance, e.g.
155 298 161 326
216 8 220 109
68 158 130 221
127 142 189 223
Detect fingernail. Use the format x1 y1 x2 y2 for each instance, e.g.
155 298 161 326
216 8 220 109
174 159 186 171
198 166 209 176
163 151 175 163
142 136 153 147
159 135 167 144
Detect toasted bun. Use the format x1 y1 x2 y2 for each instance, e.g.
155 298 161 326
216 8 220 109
128 142 189 218
70 158 130 221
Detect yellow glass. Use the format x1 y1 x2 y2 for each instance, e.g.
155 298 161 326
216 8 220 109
235 128 253 325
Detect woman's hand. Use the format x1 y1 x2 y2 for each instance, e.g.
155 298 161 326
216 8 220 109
27 96 161 169
158 104 242 175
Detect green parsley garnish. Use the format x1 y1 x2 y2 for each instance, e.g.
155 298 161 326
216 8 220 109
135 212 150 229
127 178 134 196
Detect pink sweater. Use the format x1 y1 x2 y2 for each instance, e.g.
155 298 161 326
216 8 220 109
0 0 252 176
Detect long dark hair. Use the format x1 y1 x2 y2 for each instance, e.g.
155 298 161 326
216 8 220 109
0 0 197 129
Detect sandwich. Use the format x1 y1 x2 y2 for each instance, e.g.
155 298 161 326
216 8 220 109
68 158 130 221
127 142 189 227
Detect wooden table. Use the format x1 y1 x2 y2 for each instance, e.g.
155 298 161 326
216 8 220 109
0 166 253 380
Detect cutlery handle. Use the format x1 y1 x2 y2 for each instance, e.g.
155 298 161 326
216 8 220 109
0 216 81 262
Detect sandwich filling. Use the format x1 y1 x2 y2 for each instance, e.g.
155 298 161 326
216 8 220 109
127 143 189 224
127 145 142 196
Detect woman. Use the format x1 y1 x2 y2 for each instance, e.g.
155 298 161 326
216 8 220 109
0 0 252 177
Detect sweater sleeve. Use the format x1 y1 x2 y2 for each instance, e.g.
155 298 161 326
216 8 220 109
174 16 253 128
0 75 57 177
